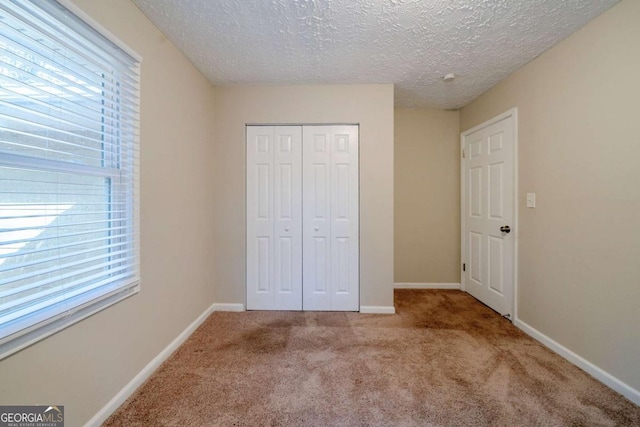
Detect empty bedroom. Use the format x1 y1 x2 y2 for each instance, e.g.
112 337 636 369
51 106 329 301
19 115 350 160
0 0 638 425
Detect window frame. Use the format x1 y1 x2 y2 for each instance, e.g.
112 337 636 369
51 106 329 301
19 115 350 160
0 0 142 359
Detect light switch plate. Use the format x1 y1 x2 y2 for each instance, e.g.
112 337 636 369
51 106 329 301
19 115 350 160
526 193 536 208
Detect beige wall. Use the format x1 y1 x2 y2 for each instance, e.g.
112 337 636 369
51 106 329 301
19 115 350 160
394 109 460 284
0 1 217 425
461 0 640 391
212 85 394 308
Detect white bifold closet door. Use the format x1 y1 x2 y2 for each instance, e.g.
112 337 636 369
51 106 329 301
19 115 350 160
246 125 359 311
302 126 359 311
246 126 303 310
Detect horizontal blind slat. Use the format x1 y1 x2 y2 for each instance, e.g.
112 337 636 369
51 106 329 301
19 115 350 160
0 2 139 81
1 216 131 233
0 209 128 220
0 100 130 149
0 276 139 343
0 23 139 99
1 248 136 293
0 72 140 127
0 264 137 319
0 153 133 179
0 225 136 250
0 235 131 272
0 53 140 114
0 270 137 324
0 86 138 137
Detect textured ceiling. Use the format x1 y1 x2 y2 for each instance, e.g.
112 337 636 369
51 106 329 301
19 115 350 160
131 0 619 109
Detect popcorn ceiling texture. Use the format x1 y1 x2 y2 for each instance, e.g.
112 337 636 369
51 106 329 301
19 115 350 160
131 0 619 109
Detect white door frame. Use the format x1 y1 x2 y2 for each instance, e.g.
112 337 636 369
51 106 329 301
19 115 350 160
460 108 519 320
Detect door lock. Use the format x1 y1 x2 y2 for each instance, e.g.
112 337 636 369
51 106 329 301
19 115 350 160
500 225 511 234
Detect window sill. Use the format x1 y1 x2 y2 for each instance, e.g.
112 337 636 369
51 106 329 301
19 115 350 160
0 282 140 361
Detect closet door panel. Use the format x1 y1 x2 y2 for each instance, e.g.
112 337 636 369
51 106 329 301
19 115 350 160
247 126 302 310
247 127 275 310
273 126 303 310
330 126 359 311
303 125 359 311
302 126 332 310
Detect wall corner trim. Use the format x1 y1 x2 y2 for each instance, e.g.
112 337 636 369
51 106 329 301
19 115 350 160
86 302 217 426
514 318 640 406
394 283 461 290
212 303 245 312
360 306 396 314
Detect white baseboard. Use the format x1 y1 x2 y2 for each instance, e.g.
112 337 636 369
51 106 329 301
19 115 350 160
394 282 461 290
514 318 640 406
212 303 245 312
360 306 396 314
86 302 217 427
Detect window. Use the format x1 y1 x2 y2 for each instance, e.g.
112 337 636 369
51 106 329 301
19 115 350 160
0 0 140 357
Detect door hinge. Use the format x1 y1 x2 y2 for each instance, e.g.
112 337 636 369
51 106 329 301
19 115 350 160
462 149 466 158
462 263 466 271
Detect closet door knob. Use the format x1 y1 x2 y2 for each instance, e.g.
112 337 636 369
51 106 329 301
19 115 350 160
284 227 290 232
314 226 320 231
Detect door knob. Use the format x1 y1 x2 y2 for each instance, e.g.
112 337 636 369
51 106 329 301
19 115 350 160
284 227 290 232
314 226 320 231
500 225 511 234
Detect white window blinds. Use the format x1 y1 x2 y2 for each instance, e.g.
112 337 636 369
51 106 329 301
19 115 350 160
0 0 140 357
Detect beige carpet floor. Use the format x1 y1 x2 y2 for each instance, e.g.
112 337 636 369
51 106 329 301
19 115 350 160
105 290 640 426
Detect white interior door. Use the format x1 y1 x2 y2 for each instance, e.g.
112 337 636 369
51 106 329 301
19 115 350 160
462 113 515 317
303 125 359 311
246 126 302 310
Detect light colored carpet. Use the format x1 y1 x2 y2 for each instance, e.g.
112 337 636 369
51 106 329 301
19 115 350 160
104 290 640 426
